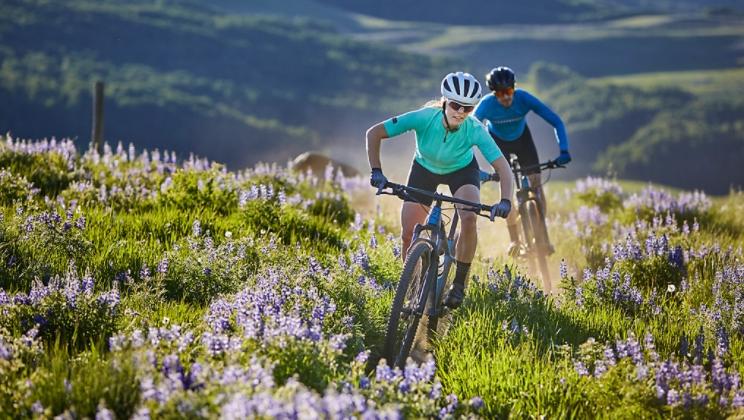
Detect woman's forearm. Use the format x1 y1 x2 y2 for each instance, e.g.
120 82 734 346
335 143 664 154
366 123 388 169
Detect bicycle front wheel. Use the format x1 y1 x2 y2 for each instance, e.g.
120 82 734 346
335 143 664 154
383 240 433 368
525 200 551 291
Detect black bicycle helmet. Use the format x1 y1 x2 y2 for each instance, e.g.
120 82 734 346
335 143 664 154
486 66 516 91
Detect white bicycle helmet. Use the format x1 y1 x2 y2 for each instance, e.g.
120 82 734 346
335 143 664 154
441 72 482 106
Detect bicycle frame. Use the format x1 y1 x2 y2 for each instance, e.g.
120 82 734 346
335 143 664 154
377 180 499 367
380 183 494 318
409 199 457 320
511 156 542 244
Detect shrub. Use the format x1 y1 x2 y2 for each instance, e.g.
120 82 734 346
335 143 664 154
161 229 260 304
0 275 120 349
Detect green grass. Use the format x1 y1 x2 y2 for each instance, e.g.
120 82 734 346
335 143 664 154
590 67 744 97
3 140 744 416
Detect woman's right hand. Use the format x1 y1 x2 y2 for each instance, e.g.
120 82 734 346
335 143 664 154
370 168 388 188
490 198 512 220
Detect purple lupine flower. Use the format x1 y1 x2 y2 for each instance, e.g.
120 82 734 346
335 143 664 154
733 391 744 408
644 332 658 362
575 286 584 307
352 246 370 272
430 381 443 399
693 329 705 364
636 364 649 380
375 362 397 383
81 277 94 294
440 394 459 417
355 351 370 364
575 361 589 377
716 325 730 357
157 258 169 274
667 389 680 406
31 401 44 415
668 246 684 270
469 396 484 410
329 334 347 351
0 340 13 360
603 346 616 366
369 234 378 249
711 358 729 393
96 406 115 420
594 360 607 378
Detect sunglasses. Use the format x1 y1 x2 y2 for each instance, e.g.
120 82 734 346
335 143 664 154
447 101 475 113
494 87 515 97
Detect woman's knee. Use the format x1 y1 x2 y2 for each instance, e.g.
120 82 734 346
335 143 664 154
459 211 477 230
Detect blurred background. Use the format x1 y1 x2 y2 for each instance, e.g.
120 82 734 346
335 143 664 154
2 0 743 193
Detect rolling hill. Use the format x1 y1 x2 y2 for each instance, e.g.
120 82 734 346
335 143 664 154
0 0 450 168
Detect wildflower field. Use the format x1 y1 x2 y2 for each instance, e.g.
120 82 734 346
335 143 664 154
1 135 743 419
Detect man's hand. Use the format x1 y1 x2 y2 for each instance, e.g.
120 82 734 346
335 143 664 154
490 198 512 220
555 150 571 165
370 168 388 189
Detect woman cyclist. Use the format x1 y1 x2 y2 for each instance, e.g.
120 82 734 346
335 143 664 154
366 71 514 309
474 66 571 256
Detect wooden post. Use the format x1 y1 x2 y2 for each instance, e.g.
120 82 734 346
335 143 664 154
92 81 104 154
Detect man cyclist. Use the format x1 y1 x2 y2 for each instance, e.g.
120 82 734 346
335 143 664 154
474 66 571 256
366 71 514 309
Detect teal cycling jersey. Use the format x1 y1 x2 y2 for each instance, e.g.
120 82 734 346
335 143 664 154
474 89 569 151
383 106 503 175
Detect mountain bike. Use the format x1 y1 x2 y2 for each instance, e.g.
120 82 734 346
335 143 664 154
487 156 564 291
376 179 501 368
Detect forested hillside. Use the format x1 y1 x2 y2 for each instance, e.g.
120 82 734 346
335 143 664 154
2 0 742 193
529 63 744 193
0 0 449 168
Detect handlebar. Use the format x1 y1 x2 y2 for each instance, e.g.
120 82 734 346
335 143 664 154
516 160 565 174
480 160 565 182
375 182 501 221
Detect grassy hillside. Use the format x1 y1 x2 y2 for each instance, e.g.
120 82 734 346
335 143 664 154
312 0 615 25
0 0 449 168
311 0 743 25
1 136 744 417
526 62 744 193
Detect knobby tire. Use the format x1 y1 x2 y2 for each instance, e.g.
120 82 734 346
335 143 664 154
383 240 433 368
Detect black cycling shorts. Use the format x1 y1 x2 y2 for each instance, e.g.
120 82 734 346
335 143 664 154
404 157 480 207
490 125 540 175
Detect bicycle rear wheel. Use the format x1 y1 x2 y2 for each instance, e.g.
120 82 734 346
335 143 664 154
383 240 433 368
520 202 538 275
525 200 551 291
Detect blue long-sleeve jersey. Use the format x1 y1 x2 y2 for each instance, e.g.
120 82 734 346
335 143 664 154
474 89 569 151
